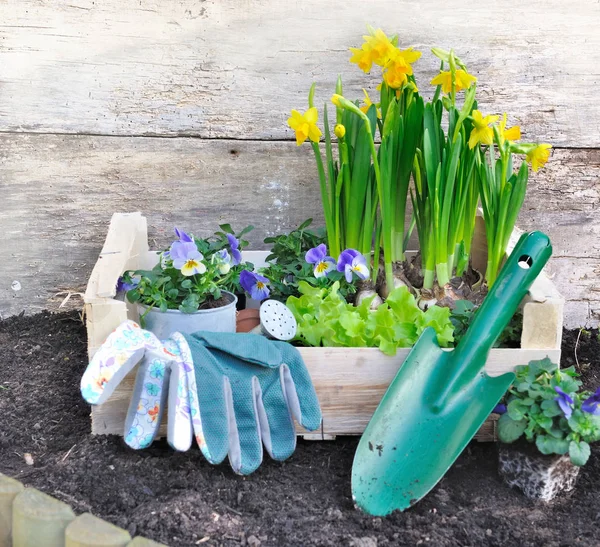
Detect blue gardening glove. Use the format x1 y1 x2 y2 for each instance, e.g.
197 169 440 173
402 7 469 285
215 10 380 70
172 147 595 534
181 331 322 475
80 321 194 451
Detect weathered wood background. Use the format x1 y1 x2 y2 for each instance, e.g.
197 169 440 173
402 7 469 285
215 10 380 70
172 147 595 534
1 0 598 326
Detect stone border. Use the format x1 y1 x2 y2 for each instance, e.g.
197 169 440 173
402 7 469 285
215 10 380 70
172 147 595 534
0 473 165 546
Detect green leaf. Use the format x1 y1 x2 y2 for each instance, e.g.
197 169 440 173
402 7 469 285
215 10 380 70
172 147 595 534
541 399 562 417
238 225 255 237
498 414 526 443
126 289 140 303
386 286 420 323
569 440 591 466
297 218 313 230
181 279 193 289
507 399 528 421
219 223 234 234
536 435 569 455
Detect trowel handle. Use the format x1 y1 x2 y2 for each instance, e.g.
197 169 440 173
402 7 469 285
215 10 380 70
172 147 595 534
436 231 552 407
460 231 552 352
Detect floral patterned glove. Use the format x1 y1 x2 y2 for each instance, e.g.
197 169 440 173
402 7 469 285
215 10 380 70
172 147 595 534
80 321 194 451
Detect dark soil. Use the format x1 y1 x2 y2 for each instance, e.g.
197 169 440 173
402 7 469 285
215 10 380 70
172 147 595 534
199 293 232 310
1 312 599 547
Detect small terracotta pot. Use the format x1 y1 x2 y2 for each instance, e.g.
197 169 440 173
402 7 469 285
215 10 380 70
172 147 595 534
498 442 580 501
236 308 260 333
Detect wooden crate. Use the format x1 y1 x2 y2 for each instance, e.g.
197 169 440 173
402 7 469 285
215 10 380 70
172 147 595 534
85 213 564 442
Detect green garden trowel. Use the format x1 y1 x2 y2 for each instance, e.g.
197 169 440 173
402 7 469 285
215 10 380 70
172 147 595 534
351 231 552 515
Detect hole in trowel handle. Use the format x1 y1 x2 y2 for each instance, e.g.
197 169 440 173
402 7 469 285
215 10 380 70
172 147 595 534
518 255 533 269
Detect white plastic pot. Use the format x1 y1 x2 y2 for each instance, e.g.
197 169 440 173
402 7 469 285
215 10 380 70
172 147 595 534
138 291 238 339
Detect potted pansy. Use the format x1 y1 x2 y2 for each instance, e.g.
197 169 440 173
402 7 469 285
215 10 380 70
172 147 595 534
119 224 260 339
497 358 600 501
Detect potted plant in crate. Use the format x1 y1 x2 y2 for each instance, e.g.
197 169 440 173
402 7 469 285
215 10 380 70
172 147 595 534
497 357 600 501
118 225 259 339
287 26 552 313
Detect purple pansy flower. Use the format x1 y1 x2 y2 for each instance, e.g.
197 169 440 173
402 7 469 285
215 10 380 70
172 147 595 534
240 270 270 301
116 276 139 292
170 241 206 276
582 387 600 416
227 234 242 265
174 227 193 243
337 249 370 283
165 227 194 260
493 403 507 415
305 244 336 278
554 386 574 419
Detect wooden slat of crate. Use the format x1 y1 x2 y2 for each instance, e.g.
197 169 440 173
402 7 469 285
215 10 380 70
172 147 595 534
85 213 564 442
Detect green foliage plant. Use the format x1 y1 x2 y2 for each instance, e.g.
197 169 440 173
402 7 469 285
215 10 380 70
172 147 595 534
498 358 600 466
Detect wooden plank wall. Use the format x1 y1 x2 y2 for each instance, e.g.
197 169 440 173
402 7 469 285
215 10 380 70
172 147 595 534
1 0 598 326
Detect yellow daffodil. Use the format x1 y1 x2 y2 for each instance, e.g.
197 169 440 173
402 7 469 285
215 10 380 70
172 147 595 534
381 47 421 90
395 47 422 66
468 110 499 149
349 42 376 73
526 143 552 172
349 28 394 73
498 113 521 143
430 69 476 94
334 124 346 138
287 107 322 146
363 28 396 66
360 89 381 118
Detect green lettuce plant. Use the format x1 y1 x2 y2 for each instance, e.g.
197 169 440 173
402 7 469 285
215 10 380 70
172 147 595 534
286 281 453 355
498 358 600 466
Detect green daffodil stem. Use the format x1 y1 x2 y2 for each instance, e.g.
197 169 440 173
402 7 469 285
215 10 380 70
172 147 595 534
310 141 339 258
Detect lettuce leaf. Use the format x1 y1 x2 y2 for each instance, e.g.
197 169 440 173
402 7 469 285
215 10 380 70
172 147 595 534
287 284 454 355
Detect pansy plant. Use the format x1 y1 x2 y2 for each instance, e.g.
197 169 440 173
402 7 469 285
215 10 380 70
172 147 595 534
119 224 261 318
497 358 600 466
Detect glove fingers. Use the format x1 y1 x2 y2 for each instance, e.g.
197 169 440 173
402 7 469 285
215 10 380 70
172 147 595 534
225 376 263 475
183 338 230 465
81 321 151 405
275 344 322 431
164 338 193 452
258 375 296 461
124 353 170 449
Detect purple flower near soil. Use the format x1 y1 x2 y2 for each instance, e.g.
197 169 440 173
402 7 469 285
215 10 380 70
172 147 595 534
227 234 242 265
305 244 336 278
337 249 370 283
116 276 139 292
170 241 206 276
493 403 507 415
582 387 600 416
554 386 574 419
240 270 270 301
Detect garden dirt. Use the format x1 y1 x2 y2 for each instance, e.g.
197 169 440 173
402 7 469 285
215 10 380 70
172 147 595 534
0 311 599 546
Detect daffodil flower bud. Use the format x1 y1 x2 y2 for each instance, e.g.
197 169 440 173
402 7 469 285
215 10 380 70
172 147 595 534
331 93 344 107
334 124 346 139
